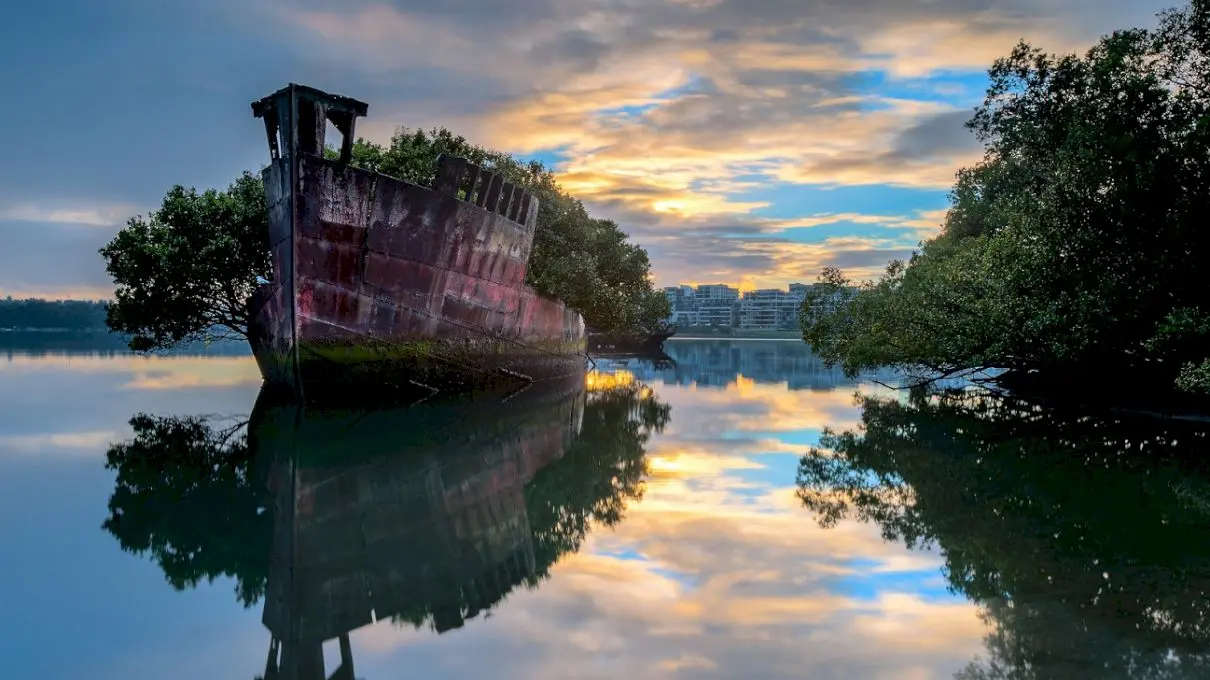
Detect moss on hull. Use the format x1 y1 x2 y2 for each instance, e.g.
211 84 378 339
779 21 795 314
285 334 587 399
250 372 586 469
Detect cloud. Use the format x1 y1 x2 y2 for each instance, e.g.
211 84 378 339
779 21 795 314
283 0 1166 192
594 206 946 286
336 364 986 679
0 203 140 227
0 430 122 455
263 0 1164 288
641 232 914 288
774 108 986 188
1 0 1172 295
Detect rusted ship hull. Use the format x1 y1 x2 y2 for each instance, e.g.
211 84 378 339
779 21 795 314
248 84 586 398
253 373 585 678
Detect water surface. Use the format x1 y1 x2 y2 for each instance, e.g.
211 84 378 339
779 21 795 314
1 338 1206 679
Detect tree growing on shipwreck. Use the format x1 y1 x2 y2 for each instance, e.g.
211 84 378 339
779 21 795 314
99 125 669 352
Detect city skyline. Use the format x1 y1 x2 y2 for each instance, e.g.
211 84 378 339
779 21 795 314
600 338 901 392
661 281 850 331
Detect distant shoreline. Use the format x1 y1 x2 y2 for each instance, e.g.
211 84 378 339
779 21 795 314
671 336 802 342
671 329 802 340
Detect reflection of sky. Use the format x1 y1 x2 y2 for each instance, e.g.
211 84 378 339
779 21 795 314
0 348 987 679
0 353 266 680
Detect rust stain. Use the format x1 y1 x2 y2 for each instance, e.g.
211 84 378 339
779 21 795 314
246 83 586 398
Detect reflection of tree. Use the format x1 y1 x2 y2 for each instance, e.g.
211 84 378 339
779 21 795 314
796 391 1210 678
389 377 672 633
524 380 671 582
101 372 670 630
102 413 272 607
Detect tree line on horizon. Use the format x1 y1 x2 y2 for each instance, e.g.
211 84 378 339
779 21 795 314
800 0 1210 399
0 297 109 331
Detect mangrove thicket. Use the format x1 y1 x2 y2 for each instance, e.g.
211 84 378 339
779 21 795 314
800 0 1210 397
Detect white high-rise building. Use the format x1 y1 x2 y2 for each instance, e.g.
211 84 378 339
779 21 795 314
694 284 740 327
737 289 802 330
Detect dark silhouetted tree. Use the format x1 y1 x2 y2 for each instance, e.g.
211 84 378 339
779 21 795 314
102 413 272 607
797 389 1210 678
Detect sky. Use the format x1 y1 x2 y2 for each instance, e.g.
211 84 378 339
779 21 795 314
0 0 1175 298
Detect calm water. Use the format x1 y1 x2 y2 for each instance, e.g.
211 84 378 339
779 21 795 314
2 339 1208 679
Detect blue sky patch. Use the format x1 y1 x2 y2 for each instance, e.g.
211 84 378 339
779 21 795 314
738 183 948 220
832 568 958 602
842 70 990 108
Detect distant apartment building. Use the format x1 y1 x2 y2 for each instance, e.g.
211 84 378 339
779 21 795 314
737 288 804 331
662 286 700 326
692 284 740 327
662 281 856 329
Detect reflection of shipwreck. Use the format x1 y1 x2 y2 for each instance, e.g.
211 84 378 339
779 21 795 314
247 83 587 399
252 377 585 680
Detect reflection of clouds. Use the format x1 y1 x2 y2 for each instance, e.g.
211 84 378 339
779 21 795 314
623 342 911 436
0 353 262 390
342 369 986 678
0 352 271 680
0 353 262 465
670 376 895 434
0 350 987 677
647 449 765 479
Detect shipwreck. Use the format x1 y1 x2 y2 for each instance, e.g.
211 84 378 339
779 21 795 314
252 375 586 679
247 83 587 399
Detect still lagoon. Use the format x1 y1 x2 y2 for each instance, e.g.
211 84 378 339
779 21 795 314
1 338 1207 679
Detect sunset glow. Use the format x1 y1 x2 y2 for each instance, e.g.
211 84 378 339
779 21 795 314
0 0 1172 294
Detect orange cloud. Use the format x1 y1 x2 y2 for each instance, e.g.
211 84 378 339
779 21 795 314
642 233 918 289
341 364 986 678
265 0 1158 290
0 354 262 390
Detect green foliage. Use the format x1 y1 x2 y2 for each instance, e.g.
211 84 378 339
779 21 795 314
102 124 669 353
394 376 670 631
332 128 671 335
797 390 1210 677
800 1 1210 393
102 413 271 607
99 172 269 351
524 379 670 582
101 374 670 623
1176 358 1210 394
0 298 109 331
